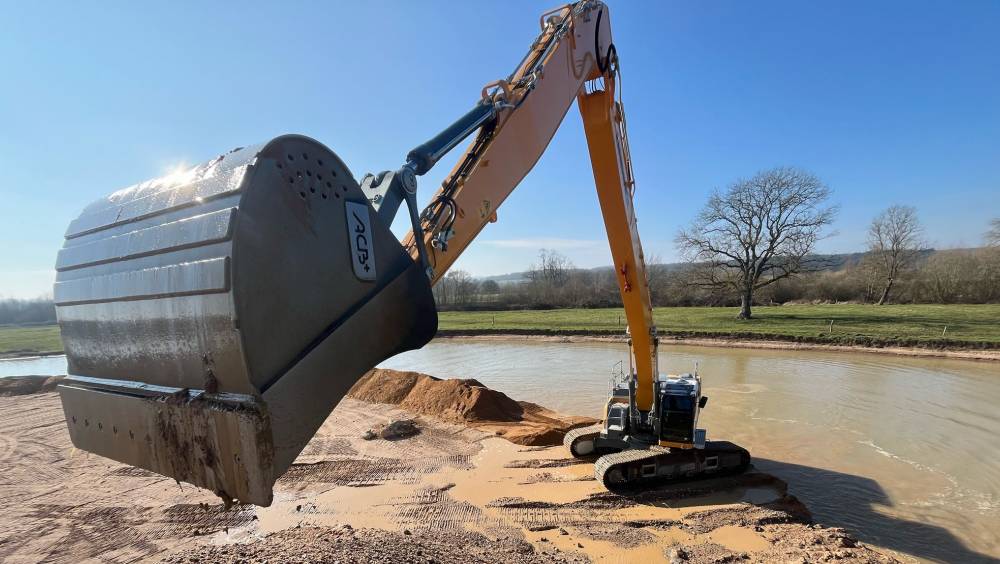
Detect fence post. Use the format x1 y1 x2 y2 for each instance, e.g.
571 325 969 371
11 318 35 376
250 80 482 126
829 320 834 334
492 314 496 328
942 325 948 337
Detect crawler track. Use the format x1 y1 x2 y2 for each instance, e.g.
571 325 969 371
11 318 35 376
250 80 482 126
595 441 751 490
563 424 604 458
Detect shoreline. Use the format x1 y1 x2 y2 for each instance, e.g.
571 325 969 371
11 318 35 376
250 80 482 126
436 330 1000 362
3 333 999 363
0 350 63 360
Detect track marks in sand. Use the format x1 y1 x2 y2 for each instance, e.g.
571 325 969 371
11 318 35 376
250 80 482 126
279 438 476 489
520 470 595 484
390 485 492 531
278 403 481 491
0 393 250 564
296 437 357 460
505 456 589 469
162 503 257 533
2 504 158 563
0 434 18 463
108 466 158 478
281 457 429 486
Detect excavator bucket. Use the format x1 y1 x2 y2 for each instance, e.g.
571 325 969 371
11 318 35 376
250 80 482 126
54 135 437 506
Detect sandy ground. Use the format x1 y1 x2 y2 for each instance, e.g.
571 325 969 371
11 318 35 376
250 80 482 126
0 385 899 563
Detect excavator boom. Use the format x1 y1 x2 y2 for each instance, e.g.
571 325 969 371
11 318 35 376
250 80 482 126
393 0 657 410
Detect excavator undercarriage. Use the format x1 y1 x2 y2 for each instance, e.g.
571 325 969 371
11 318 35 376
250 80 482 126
53 0 749 507
564 369 751 487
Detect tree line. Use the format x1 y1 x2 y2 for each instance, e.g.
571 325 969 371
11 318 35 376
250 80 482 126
0 298 57 325
432 245 1000 311
435 167 999 314
8 238 996 326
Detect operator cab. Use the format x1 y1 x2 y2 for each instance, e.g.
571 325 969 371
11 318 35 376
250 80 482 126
656 373 708 449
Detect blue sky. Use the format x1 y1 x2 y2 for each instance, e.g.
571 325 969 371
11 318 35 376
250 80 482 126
1 1 998 298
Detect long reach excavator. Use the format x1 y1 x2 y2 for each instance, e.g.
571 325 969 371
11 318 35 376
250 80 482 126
53 1 749 507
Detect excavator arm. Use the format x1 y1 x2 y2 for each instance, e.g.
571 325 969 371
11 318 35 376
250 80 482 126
52 0 668 507
378 0 658 411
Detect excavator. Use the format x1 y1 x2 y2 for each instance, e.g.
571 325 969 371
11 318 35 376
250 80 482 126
52 0 749 507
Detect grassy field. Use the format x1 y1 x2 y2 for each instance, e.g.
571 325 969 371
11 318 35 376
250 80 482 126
2 304 998 356
0 325 63 356
438 304 1000 348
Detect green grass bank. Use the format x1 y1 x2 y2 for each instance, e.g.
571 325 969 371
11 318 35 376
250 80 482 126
2 304 998 357
438 304 1000 349
0 325 63 356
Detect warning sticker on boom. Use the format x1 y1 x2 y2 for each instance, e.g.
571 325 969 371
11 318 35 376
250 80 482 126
345 201 376 281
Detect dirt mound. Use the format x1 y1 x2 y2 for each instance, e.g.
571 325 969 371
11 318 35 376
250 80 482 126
348 369 597 446
0 375 63 396
405 375 523 422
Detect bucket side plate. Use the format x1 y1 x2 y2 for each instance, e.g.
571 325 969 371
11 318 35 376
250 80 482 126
59 377 275 506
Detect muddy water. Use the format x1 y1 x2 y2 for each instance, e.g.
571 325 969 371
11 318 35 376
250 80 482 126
381 340 1000 563
0 355 67 377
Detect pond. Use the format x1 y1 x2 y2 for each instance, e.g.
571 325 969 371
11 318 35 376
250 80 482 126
381 339 1000 563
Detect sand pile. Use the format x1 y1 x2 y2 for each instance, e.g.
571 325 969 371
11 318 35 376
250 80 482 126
0 375 63 396
348 369 597 445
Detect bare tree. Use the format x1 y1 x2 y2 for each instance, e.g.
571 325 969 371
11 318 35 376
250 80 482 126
676 167 837 319
859 253 882 304
986 218 1000 247
644 252 667 303
867 205 923 305
528 249 572 286
447 270 477 305
526 249 573 305
432 275 452 306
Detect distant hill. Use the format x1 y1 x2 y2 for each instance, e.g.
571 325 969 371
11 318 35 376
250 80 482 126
478 250 946 283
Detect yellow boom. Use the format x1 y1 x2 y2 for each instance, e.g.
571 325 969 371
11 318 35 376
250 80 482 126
405 1 658 410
